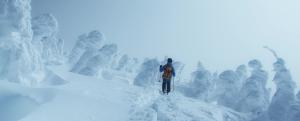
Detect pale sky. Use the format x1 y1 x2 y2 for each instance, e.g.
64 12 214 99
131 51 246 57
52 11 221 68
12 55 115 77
32 0 300 88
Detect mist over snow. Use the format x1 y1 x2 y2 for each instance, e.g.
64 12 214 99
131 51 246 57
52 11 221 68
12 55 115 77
0 0 300 121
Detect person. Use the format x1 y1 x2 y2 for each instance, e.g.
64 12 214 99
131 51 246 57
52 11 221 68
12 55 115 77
160 58 176 94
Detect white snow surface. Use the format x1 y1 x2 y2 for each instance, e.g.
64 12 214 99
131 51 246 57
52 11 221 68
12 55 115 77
0 65 249 121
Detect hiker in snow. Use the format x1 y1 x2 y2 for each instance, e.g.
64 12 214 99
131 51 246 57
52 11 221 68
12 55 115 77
160 58 176 94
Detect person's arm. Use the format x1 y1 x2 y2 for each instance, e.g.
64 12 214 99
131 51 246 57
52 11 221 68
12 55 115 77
160 65 164 72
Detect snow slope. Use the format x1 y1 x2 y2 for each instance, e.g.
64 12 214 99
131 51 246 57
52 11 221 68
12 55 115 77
0 65 249 121
19 65 131 121
129 82 249 121
0 82 55 121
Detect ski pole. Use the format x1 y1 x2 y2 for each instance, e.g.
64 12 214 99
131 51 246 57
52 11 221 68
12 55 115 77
158 72 162 82
172 77 175 92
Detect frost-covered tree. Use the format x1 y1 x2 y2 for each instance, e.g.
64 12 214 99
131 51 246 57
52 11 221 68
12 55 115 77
121 57 140 73
68 30 104 67
184 62 212 101
78 44 118 76
236 60 269 116
32 13 65 65
297 91 300 101
134 58 160 87
111 54 140 73
116 54 130 71
0 0 44 85
285 91 300 121
70 49 97 73
257 47 297 121
32 13 58 40
235 64 248 90
267 58 296 121
127 57 139 73
216 70 239 109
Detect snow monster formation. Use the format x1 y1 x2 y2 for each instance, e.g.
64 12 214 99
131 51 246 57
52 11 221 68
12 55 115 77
69 30 104 67
216 70 240 109
235 64 248 90
268 59 296 121
286 91 300 121
184 62 212 101
78 44 118 76
0 0 44 85
252 47 297 121
134 58 160 87
262 47 297 121
69 30 119 76
32 13 65 65
236 60 269 117
115 54 140 73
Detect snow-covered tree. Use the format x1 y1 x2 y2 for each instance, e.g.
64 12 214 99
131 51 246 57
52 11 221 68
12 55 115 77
253 47 297 121
77 44 118 76
70 49 97 73
0 0 45 85
134 58 160 87
216 70 239 109
297 91 300 101
236 60 269 117
127 57 139 73
183 62 212 101
68 30 104 67
116 54 129 71
235 64 248 90
285 90 300 121
267 58 296 121
110 53 140 73
32 13 58 40
32 13 65 65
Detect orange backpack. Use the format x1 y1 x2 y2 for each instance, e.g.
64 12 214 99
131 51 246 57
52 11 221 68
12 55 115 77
162 65 173 80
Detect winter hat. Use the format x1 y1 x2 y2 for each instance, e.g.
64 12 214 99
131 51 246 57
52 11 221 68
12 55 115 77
167 58 173 63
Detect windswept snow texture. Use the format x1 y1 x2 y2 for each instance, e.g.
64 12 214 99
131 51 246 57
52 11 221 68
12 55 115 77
0 0 44 85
